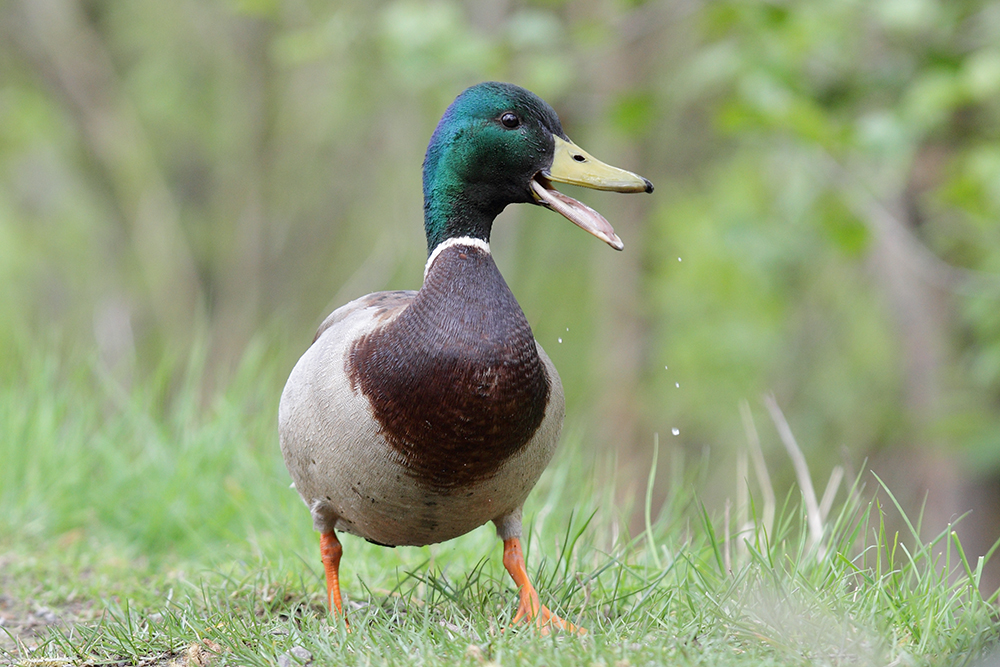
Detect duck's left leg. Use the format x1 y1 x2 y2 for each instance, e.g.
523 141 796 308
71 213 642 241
312 503 348 623
494 511 586 635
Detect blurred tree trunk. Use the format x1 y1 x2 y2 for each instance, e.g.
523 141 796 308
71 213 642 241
864 157 999 590
11 0 205 349
865 193 960 531
587 4 671 503
207 17 275 380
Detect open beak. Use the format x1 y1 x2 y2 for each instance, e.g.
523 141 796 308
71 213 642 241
530 135 653 251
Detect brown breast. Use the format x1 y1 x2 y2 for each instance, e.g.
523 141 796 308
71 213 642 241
347 244 550 492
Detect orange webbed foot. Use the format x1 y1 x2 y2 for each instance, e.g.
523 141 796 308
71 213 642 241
502 537 586 635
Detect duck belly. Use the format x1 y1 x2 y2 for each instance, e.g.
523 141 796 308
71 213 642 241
278 302 564 547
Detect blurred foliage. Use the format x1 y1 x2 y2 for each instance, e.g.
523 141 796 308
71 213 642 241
2 0 1000 547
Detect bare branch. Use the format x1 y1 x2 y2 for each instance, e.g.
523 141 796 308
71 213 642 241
739 399 775 537
764 394 823 550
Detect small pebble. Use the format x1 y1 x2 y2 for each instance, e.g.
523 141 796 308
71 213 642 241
291 646 313 662
278 646 313 667
33 607 57 624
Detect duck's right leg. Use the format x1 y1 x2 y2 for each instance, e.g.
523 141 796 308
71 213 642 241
320 531 345 618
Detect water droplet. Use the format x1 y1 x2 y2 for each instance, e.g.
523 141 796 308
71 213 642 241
672 428 680 436
675 382 680 388
557 338 563 343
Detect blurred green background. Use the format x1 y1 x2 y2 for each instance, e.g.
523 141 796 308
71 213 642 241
2 0 1000 586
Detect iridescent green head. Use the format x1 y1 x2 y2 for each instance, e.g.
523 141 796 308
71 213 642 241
422 82 652 255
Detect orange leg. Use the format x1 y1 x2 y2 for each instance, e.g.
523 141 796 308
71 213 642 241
320 531 347 623
502 537 586 635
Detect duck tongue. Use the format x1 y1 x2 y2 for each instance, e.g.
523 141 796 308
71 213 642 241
529 177 624 251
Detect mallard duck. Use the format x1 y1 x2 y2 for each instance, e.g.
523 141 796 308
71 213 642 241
278 82 652 633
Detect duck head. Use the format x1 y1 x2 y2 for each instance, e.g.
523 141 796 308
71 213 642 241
422 82 653 253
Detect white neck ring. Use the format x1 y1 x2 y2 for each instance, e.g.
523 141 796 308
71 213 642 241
424 236 492 281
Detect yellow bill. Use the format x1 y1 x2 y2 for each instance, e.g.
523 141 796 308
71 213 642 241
530 136 653 250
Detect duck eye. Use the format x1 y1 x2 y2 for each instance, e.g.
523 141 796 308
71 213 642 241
500 112 520 129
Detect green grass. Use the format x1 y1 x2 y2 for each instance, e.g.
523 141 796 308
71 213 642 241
2 345 998 666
